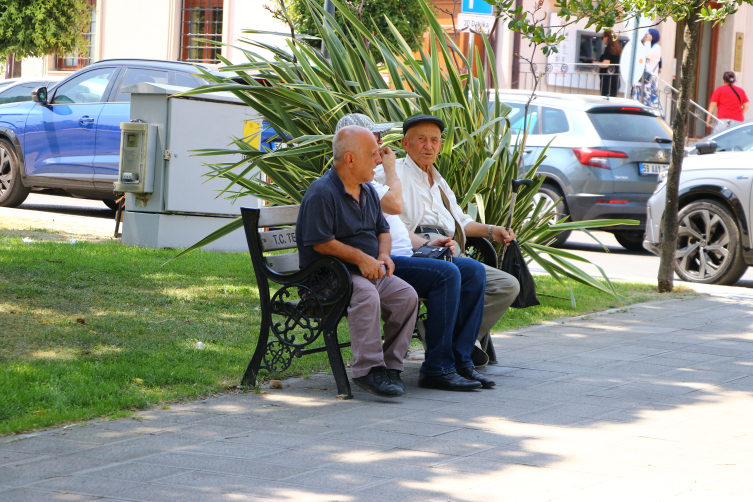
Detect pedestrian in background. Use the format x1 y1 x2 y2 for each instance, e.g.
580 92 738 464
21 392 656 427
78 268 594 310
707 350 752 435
632 28 663 115
599 30 622 97
708 71 750 132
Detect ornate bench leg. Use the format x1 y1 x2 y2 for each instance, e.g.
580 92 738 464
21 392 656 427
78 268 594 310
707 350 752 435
241 321 271 388
323 328 352 399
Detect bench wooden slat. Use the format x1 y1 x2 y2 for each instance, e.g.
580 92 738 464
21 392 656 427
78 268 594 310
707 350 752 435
265 253 300 273
258 205 300 227
260 228 298 251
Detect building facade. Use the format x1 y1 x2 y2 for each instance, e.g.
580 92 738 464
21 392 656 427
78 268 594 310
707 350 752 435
5 0 285 79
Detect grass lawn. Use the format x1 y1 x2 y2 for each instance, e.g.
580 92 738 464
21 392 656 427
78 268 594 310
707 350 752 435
0 227 695 436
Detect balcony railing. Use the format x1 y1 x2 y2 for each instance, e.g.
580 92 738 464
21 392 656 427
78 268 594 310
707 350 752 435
510 62 718 138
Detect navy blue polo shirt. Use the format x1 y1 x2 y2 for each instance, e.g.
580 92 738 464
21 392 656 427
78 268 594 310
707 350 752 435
296 168 389 272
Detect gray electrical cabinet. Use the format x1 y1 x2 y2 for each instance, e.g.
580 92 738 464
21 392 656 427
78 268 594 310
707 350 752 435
118 82 263 252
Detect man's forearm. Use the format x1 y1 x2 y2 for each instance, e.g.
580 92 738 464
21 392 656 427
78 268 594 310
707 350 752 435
464 221 492 238
380 167 403 215
313 240 369 266
377 232 392 257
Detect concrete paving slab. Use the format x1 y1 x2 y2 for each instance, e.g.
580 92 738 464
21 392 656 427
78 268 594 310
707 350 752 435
6 293 753 501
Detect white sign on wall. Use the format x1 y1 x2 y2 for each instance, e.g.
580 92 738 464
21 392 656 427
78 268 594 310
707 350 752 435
457 13 495 34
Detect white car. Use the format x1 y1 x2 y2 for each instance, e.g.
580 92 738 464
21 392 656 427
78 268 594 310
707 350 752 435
644 143 753 284
0 78 60 105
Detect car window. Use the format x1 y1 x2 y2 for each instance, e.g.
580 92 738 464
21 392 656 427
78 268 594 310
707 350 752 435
115 68 170 102
541 107 569 134
0 81 14 91
175 72 200 88
0 82 44 104
52 68 116 104
588 112 671 142
506 102 538 135
713 125 753 152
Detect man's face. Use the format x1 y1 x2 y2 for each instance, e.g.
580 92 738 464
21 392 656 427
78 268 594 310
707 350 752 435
350 131 381 183
401 123 442 167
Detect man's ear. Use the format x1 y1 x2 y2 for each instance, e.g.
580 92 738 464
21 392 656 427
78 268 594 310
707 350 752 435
401 136 409 150
343 151 355 167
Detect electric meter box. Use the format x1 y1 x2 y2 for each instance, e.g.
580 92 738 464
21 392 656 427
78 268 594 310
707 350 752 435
114 122 157 193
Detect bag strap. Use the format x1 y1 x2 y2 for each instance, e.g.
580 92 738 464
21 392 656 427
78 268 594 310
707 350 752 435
729 84 743 105
439 187 466 254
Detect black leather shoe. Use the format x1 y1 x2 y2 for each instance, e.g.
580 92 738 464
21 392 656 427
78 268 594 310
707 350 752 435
471 346 489 368
457 367 496 388
386 369 405 393
418 372 482 391
353 367 404 397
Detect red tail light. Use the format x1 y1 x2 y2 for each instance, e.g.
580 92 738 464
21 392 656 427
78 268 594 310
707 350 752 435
573 148 628 169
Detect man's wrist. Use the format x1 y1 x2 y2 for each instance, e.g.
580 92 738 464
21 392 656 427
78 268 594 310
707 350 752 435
488 225 494 241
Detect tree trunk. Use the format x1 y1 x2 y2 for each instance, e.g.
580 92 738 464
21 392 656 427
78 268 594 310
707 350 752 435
657 6 702 293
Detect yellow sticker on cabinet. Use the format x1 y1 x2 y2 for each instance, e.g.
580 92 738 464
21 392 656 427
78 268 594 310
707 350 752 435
243 120 261 150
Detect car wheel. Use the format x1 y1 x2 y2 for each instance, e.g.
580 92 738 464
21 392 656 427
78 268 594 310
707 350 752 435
614 231 645 251
103 198 120 211
674 200 747 285
533 184 571 247
0 139 30 208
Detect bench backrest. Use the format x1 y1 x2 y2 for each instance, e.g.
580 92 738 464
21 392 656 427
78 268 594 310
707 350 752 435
242 205 302 275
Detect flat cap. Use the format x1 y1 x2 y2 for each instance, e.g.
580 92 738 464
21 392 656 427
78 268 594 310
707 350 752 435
402 114 445 135
335 113 394 134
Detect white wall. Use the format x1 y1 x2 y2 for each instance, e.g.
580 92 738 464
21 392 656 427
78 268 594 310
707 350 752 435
99 0 178 60
225 0 288 64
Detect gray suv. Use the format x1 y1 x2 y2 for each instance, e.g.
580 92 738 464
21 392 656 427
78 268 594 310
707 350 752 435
492 91 673 250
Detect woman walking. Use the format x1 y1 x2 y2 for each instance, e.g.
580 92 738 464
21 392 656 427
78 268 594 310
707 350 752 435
707 71 749 132
599 30 622 97
632 28 663 115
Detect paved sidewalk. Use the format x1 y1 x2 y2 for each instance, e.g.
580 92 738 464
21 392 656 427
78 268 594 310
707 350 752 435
3 293 753 502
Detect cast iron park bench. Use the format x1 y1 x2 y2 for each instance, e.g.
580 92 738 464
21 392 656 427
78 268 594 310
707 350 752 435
240 204 499 399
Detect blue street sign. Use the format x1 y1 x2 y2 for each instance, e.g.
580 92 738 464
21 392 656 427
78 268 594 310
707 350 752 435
461 0 494 15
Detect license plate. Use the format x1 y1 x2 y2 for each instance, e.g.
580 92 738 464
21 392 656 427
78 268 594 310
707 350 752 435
639 163 668 176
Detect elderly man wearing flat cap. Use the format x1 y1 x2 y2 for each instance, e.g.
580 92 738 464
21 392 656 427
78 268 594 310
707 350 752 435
374 114 520 366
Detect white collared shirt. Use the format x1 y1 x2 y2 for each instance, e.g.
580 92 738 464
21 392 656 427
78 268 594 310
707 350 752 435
374 154 473 239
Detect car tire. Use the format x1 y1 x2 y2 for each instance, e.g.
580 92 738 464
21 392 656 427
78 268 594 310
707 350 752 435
0 139 30 208
614 231 646 251
674 200 747 285
535 184 571 247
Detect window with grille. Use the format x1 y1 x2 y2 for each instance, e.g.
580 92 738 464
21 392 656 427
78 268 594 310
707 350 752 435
56 0 97 71
180 0 223 64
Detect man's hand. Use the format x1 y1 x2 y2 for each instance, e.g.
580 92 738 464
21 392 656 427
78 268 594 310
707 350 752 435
429 236 456 255
358 254 386 280
380 147 396 171
378 253 394 277
491 226 516 246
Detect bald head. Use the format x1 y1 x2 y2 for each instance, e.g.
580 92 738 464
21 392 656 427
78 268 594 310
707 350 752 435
332 125 380 185
333 125 374 163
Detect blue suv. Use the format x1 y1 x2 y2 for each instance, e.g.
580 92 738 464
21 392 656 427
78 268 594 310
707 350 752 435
0 59 275 209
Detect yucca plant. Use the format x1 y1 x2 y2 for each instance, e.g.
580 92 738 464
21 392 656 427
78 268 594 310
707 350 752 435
174 0 638 301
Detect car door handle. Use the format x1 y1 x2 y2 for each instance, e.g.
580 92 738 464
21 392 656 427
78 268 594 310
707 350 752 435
78 116 95 124
524 149 533 154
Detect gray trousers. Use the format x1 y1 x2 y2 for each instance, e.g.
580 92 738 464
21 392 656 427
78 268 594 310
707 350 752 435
478 264 520 345
347 273 419 378
416 232 520 343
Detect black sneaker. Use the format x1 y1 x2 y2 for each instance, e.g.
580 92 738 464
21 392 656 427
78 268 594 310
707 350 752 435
353 367 404 397
386 369 405 393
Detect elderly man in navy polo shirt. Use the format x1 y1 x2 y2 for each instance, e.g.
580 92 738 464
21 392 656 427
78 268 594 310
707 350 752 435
296 126 419 398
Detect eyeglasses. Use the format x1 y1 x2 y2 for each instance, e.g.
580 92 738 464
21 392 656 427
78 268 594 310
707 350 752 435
373 132 382 142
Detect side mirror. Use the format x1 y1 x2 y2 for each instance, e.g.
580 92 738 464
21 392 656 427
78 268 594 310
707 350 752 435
31 86 48 104
695 140 718 155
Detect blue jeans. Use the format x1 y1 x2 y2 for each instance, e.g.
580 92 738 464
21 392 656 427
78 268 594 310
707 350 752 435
391 256 486 376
